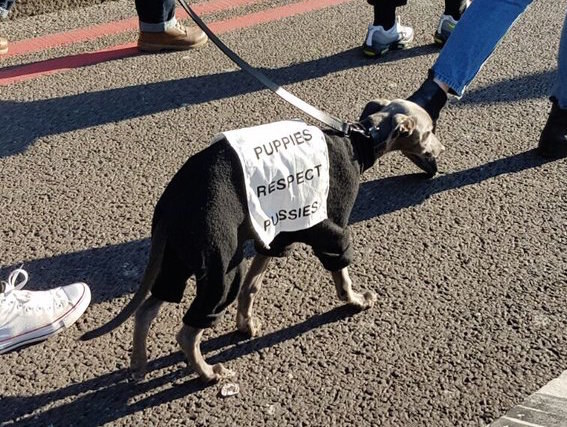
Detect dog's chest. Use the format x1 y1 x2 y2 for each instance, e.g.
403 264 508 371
217 120 331 248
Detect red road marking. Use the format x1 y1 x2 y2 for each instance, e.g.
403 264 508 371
0 0 352 86
3 0 260 58
0 46 140 84
223 0 351 29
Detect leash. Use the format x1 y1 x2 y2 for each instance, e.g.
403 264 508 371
177 0 352 136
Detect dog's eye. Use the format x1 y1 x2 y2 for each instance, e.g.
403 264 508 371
421 131 431 141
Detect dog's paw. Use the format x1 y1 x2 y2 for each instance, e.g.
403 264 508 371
348 290 377 310
200 363 236 383
213 363 235 378
130 368 147 382
130 355 148 381
129 363 147 381
237 315 262 337
361 291 377 309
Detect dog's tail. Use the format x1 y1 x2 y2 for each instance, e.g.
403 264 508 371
80 221 167 341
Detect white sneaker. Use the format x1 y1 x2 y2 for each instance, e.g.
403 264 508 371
0 268 91 354
362 17 414 57
434 1 471 46
433 14 459 46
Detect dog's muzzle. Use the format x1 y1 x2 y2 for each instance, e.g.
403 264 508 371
402 152 438 178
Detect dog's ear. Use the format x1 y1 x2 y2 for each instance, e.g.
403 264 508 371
359 99 391 121
392 113 416 138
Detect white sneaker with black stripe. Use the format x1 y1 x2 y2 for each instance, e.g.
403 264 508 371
362 17 414 57
0 268 91 354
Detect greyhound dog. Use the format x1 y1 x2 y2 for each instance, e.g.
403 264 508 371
81 99 444 383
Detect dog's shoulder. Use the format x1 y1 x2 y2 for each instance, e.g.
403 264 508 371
161 136 243 197
322 130 357 168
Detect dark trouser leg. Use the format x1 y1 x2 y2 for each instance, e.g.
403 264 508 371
539 11 567 158
538 101 567 158
444 0 469 20
135 0 176 31
371 0 407 29
0 0 15 16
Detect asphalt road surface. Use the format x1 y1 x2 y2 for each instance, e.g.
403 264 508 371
1 0 566 425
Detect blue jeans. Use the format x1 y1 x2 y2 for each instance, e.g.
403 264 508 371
135 0 177 32
0 0 15 18
432 0 567 109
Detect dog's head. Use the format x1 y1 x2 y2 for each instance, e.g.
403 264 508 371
359 98 445 176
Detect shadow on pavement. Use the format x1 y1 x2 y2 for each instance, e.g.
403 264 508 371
2 304 359 426
351 148 554 223
455 70 556 106
0 44 436 157
0 47 554 158
1 148 554 305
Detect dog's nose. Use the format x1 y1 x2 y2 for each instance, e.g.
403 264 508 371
403 153 438 178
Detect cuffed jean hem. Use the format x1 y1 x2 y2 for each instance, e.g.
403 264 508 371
431 69 466 98
430 0 534 100
139 16 177 32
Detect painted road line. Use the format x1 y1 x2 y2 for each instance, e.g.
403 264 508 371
0 46 140 85
490 370 567 427
0 0 353 86
2 0 260 58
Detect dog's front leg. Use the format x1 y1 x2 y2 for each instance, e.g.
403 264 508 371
130 296 163 380
176 324 235 383
331 267 377 309
236 254 270 336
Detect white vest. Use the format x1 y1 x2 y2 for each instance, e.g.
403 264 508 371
219 120 330 248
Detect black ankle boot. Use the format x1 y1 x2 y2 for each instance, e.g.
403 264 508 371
407 77 448 124
538 98 567 158
402 76 448 178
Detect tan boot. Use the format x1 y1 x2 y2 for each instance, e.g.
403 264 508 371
0 37 8 55
138 21 207 52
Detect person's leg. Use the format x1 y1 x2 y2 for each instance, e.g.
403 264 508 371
362 0 413 58
0 0 15 17
410 0 533 120
551 11 567 110
135 0 176 31
443 0 468 20
0 0 15 55
407 0 533 173
432 0 534 97
434 0 470 46
135 0 207 52
372 0 398 29
538 11 567 158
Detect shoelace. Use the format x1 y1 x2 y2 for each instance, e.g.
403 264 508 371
174 20 187 36
1 268 28 294
1 268 68 311
392 17 411 38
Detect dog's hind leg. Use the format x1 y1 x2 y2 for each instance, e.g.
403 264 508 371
332 268 377 310
130 295 163 380
177 324 235 383
178 258 243 383
236 254 271 336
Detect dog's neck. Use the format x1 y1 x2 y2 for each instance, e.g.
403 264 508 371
349 122 390 173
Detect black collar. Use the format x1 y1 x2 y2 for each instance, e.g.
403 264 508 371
348 122 389 173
